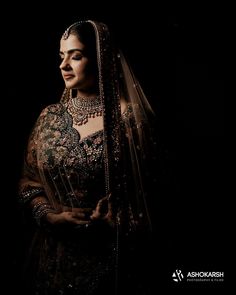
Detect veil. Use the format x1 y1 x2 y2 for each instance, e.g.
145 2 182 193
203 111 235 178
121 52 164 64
59 20 157 233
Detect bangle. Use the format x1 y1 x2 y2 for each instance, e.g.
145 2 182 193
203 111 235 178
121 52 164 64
19 186 45 203
32 201 56 225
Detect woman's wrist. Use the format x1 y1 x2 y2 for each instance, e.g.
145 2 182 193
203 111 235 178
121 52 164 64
31 197 56 226
45 212 60 225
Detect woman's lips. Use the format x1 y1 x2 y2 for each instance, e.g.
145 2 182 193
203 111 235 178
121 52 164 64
64 74 74 80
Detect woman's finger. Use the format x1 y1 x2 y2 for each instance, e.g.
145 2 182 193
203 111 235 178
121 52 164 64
73 212 86 219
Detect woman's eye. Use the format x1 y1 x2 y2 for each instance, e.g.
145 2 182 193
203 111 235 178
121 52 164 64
72 56 82 60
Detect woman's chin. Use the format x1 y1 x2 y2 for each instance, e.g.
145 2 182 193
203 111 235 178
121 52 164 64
64 79 79 89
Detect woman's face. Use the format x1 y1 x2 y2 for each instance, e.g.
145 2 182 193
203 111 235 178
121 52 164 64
59 34 96 91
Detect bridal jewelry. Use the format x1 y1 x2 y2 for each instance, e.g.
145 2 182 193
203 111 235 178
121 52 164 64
67 95 103 125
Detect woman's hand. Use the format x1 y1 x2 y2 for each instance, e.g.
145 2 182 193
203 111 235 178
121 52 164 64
45 207 93 226
90 195 115 227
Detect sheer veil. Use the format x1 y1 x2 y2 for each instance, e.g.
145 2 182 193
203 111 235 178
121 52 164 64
117 50 157 231
59 20 157 232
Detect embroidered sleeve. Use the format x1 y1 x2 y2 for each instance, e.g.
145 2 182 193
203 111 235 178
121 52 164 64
18 106 57 223
18 126 44 203
18 108 48 204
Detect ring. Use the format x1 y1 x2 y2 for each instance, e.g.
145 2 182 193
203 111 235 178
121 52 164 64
74 223 90 230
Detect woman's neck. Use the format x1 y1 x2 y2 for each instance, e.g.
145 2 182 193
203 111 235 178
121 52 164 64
75 87 98 99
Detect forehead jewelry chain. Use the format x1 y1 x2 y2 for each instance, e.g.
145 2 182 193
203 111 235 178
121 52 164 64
67 95 103 125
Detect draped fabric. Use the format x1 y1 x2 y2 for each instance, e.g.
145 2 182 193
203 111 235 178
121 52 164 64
18 20 157 295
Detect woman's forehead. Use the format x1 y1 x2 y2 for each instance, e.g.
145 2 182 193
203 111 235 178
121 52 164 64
60 35 85 52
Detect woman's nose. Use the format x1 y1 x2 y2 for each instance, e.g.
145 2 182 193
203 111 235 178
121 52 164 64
59 59 71 70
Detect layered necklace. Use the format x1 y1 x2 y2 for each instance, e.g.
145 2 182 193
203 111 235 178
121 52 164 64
67 95 103 125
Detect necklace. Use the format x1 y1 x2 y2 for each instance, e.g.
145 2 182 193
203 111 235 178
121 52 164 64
67 95 103 125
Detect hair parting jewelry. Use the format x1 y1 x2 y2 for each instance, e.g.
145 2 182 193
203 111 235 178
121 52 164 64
62 21 86 40
62 22 78 40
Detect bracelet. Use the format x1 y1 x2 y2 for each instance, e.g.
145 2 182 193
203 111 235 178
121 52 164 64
19 186 45 203
32 201 56 225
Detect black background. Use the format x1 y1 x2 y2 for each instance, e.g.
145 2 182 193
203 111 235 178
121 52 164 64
1 2 226 292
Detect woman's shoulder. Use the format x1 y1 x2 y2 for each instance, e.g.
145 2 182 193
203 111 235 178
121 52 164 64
33 103 67 129
39 103 65 118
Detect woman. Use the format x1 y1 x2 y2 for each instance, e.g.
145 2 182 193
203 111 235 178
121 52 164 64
18 20 157 295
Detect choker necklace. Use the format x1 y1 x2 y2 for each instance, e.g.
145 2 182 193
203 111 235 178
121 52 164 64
67 95 103 125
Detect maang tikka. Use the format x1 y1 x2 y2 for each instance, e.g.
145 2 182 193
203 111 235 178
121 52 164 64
62 21 85 40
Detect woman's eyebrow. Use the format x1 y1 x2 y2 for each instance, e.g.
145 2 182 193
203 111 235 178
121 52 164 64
59 49 84 55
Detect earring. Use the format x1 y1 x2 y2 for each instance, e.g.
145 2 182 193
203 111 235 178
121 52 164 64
70 88 78 99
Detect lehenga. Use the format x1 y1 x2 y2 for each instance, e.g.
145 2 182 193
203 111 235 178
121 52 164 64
21 102 116 295
18 20 156 295
19 102 152 295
